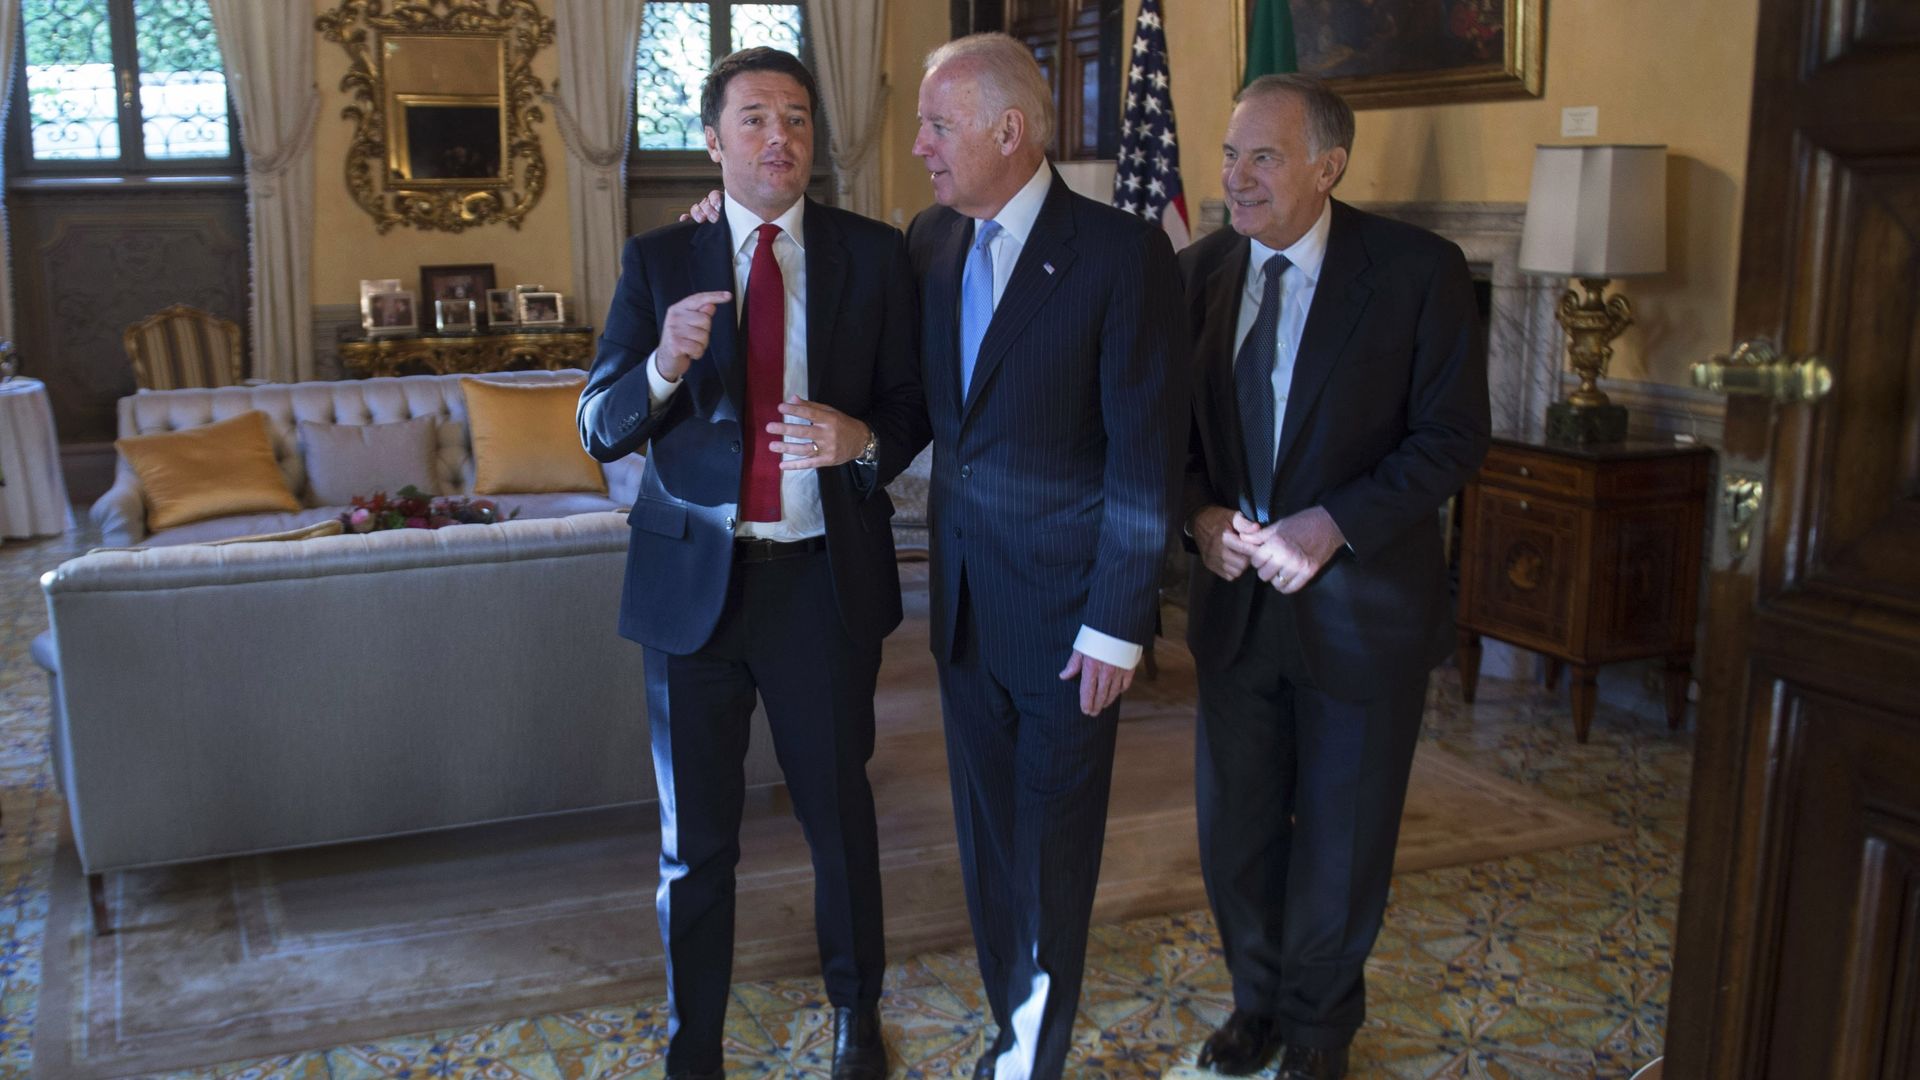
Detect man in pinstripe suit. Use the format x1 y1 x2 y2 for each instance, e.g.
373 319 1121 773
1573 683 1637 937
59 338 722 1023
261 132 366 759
905 33 1187 1080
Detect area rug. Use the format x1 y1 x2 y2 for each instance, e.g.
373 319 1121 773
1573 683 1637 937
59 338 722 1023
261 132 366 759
35 582 1622 1078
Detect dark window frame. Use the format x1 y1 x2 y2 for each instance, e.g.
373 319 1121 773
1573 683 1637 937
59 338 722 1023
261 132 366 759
628 0 831 185
9 0 242 180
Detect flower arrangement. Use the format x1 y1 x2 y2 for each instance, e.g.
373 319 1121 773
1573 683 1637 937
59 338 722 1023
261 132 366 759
340 486 518 532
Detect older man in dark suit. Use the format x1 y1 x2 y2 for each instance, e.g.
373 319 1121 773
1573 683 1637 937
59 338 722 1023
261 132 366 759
905 33 1187 1080
578 47 927 1080
1179 75 1489 1080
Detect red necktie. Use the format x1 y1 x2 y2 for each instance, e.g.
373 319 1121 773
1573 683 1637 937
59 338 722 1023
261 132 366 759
740 222 785 522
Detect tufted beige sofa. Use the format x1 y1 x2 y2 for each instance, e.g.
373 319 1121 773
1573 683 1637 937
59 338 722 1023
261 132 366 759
38 371 781 924
92 369 639 546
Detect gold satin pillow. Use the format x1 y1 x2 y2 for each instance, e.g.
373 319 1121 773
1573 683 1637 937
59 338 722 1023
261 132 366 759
115 410 302 532
462 377 607 495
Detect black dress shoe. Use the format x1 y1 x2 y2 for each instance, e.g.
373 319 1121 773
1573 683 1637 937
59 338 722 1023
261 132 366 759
1277 1043 1349 1080
666 1070 724 1080
832 1004 888 1080
1197 1011 1282 1075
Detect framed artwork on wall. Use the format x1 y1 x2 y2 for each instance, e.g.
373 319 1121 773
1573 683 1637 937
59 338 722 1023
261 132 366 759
1250 0 1545 109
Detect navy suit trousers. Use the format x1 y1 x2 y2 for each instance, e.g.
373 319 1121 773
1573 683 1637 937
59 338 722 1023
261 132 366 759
642 551 886 1075
937 583 1120 1080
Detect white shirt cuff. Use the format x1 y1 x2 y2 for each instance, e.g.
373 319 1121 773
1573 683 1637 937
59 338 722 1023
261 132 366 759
646 350 682 410
1074 625 1143 670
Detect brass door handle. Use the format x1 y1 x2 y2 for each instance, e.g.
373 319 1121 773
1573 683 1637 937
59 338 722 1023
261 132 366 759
119 69 135 110
1723 472 1764 561
1692 340 1832 403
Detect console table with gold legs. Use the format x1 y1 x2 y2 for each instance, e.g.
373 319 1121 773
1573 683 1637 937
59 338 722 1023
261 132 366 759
339 325 595 377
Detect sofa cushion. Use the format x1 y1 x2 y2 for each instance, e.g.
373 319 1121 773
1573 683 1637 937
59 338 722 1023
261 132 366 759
204 519 348 545
497 492 626 519
463 377 607 495
298 416 439 506
140 507 351 546
114 410 302 531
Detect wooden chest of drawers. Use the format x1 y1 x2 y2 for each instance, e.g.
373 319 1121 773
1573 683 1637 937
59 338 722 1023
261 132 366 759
1456 437 1714 741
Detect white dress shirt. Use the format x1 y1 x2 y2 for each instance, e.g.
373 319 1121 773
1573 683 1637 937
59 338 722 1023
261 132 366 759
648 194 822 540
970 160 1143 672
1235 198 1332 464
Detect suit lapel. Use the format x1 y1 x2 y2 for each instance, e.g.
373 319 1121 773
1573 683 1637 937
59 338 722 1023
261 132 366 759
1199 237 1250 499
961 172 1076 424
803 200 846 407
689 218 742 422
1269 200 1372 486
926 213 970 421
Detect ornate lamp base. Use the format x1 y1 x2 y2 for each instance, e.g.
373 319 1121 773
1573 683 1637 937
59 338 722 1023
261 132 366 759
1546 401 1629 445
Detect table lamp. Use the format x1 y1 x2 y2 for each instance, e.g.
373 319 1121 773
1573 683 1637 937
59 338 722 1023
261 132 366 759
1518 144 1667 444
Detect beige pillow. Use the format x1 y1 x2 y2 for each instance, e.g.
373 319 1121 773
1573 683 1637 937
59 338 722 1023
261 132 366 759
298 416 439 505
463 377 607 495
115 410 301 532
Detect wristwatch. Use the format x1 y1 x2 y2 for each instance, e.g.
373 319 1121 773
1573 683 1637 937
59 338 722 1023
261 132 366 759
854 426 880 467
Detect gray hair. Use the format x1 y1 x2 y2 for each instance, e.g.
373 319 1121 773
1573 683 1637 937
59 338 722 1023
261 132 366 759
925 33 1054 151
1236 73 1355 162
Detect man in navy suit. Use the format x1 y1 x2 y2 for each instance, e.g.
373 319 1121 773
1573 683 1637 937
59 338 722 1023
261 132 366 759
905 33 1187 1080
1179 76 1489 1079
578 47 928 1080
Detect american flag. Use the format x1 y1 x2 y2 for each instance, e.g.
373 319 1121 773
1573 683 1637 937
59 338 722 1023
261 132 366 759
1113 0 1190 250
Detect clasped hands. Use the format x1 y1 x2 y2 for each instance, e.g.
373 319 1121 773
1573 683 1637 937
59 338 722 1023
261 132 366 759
655 290 869 470
1191 505 1345 593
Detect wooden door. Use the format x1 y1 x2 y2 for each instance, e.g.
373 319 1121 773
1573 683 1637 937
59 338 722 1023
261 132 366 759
1665 0 1920 1075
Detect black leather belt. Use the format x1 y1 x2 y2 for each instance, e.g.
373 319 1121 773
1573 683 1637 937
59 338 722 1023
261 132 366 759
733 535 827 562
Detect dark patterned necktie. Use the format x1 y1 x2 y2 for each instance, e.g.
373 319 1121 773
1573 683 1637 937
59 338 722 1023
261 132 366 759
1233 253 1289 522
740 222 784 523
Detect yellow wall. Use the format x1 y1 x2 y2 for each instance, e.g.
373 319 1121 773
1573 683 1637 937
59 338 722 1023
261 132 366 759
882 0 947 225
309 0 574 308
880 0 1759 387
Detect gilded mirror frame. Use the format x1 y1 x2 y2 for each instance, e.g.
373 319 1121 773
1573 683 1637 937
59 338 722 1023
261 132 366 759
317 1 555 233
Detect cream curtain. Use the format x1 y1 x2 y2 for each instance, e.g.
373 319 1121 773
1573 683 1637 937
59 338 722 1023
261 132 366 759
804 0 887 219
551 0 644 333
0 1 21 341
208 0 319 383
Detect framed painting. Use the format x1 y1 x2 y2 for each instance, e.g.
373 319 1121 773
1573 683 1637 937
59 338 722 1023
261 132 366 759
1250 0 1545 109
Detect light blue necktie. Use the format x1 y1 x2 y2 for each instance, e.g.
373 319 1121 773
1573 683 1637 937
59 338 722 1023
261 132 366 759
959 220 1002 394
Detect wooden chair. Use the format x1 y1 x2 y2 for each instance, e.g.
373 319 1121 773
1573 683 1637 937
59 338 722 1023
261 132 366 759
122 305 245 390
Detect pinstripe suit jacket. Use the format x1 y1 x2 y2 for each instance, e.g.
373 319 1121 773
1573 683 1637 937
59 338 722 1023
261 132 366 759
578 200 928 655
1179 200 1490 700
907 170 1188 688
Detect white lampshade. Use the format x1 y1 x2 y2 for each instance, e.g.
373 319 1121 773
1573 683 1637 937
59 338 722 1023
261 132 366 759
1518 144 1668 278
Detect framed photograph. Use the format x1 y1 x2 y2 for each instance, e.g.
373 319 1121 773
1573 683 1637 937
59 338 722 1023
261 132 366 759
359 278 402 329
435 298 477 332
484 288 519 326
419 263 496 311
366 290 418 335
1252 0 1544 109
516 291 564 326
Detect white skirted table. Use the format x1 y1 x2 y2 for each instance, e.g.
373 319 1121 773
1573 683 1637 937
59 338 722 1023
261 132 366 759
0 378 74 540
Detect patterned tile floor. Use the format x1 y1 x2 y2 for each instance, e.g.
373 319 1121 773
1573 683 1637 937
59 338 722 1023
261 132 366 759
0 530 1686 1078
